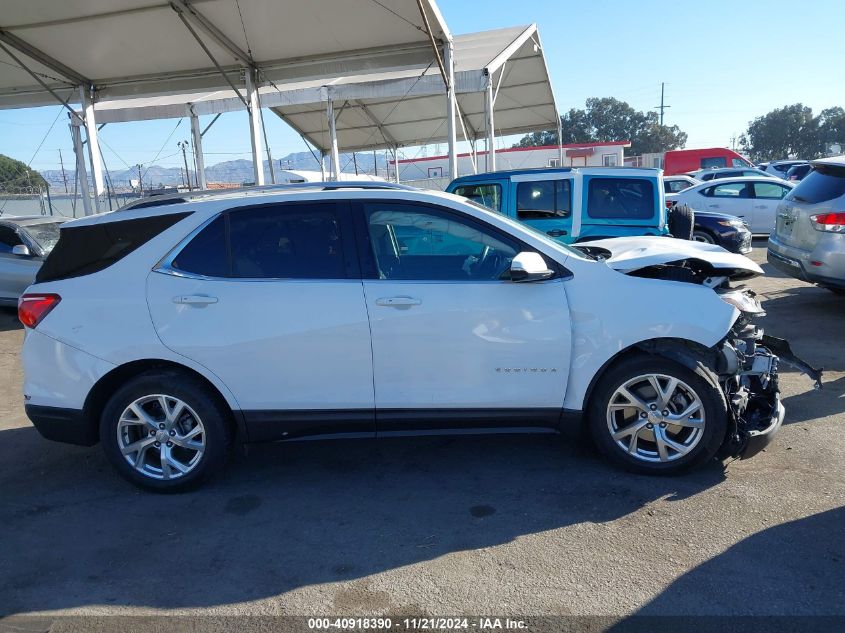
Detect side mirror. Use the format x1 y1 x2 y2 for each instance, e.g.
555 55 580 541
510 251 554 282
11 244 31 257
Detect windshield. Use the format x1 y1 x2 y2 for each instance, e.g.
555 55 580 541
24 221 63 253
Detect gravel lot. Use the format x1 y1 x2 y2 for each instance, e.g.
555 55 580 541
0 241 842 628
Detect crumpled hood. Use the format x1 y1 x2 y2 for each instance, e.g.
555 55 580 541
576 235 764 278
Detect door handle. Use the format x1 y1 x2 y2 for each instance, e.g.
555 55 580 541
709 204 720 208
174 295 218 305
754 205 768 209
546 229 568 237
375 296 421 308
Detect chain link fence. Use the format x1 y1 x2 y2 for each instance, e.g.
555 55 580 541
0 184 143 218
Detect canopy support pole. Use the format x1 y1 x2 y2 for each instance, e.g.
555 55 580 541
190 110 207 189
70 123 92 216
393 147 400 183
326 93 340 181
485 77 496 173
245 68 265 185
80 86 104 212
444 41 458 180
557 116 564 165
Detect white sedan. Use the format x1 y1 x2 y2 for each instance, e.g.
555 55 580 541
666 176 794 234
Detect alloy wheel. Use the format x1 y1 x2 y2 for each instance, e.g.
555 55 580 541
116 394 206 480
606 373 705 463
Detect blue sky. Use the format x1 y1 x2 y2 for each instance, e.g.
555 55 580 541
1 0 843 173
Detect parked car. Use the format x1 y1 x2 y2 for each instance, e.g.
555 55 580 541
785 163 813 182
663 175 700 194
688 209 752 254
19 182 816 491
666 177 794 234
762 160 808 179
446 167 689 243
686 167 775 182
768 156 845 295
663 148 754 176
0 215 67 306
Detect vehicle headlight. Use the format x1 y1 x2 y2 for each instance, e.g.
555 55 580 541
718 289 765 315
717 219 748 229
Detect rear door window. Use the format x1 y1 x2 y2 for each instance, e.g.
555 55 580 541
701 157 727 168
705 182 750 198
516 180 571 219
451 183 502 212
786 166 845 204
587 178 654 219
753 182 790 199
36 212 189 283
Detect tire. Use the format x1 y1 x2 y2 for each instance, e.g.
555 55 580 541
588 355 727 474
668 204 695 240
692 229 715 244
100 370 234 492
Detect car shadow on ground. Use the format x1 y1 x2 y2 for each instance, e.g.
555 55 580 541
0 307 22 332
0 425 726 615
608 505 844 630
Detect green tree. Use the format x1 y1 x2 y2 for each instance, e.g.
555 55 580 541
0 154 47 191
513 97 687 155
818 106 845 153
740 104 822 161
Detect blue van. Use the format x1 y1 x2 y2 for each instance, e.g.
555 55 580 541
446 167 670 243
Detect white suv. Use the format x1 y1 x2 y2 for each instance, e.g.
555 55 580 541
20 183 812 491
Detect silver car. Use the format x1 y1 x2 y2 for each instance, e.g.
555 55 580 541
0 216 67 306
768 156 845 295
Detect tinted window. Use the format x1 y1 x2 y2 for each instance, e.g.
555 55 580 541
665 180 693 193
229 204 345 279
516 180 572 219
0 226 21 253
587 178 654 219
701 157 727 168
452 183 502 212
786 166 845 204
732 157 752 167
36 212 189 283
23 222 62 253
170 215 228 278
364 202 519 281
706 182 750 198
753 182 789 199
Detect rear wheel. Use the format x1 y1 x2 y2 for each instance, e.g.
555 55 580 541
100 370 233 492
588 356 727 474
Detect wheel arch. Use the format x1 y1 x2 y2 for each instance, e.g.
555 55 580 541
580 337 720 422
82 359 246 442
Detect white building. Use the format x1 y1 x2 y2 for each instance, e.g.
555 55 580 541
391 141 631 187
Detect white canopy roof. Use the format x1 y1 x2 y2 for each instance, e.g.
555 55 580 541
64 24 558 152
0 0 450 108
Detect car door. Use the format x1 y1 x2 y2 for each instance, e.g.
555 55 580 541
354 199 572 432
146 200 375 440
509 174 575 240
751 181 791 234
0 225 42 303
700 181 753 221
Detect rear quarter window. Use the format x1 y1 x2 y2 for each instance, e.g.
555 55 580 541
36 212 189 283
587 178 654 220
786 166 845 204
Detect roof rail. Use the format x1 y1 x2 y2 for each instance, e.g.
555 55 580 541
116 181 417 212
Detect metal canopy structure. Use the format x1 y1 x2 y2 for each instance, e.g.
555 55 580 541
0 0 452 214
68 25 559 179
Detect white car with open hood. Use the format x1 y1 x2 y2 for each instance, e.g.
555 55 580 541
18 183 820 491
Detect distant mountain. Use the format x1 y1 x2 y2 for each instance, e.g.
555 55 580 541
39 150 389 190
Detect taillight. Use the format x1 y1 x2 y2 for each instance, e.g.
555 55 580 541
18 293 61 328
810 212 845 233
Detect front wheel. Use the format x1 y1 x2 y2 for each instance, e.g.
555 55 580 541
100 370 234 492
692 230 715 244
588 356 727 474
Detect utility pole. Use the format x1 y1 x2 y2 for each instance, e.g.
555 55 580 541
136 164 143 195
373 150 378 177
58 149 69 193
352 151 359 176
655 82 671 126
178 141 192 191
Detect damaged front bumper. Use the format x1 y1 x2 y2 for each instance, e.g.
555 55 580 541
716 319 822 459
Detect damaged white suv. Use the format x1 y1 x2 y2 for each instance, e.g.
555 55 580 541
19 183 820 491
